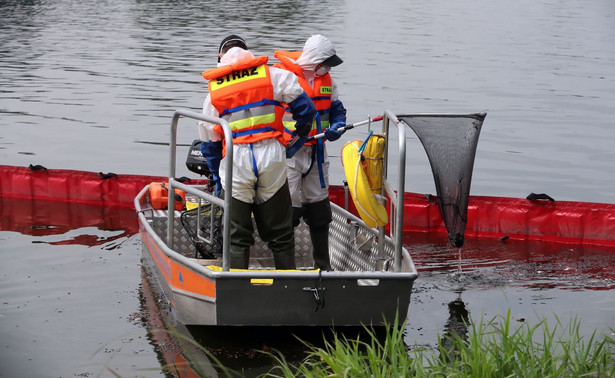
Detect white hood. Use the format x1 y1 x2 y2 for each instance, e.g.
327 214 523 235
296 34 337 75
218 47 255 67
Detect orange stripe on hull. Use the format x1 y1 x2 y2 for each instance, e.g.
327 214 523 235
140 228 172 283
171 261 216 299
139 225 216 300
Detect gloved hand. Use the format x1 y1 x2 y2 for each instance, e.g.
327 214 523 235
199 141 223 196
324 123 345 141
286 135 308 159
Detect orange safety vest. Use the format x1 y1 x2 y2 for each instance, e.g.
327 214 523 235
202 56 286 149
273 51 332 145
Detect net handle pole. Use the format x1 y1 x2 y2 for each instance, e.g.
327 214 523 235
307 115 383 141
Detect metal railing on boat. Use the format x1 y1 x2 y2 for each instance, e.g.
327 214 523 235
381 110 406 272
165 109 233 271
161 108 412 273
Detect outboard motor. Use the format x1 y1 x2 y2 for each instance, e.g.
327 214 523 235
185 139 217 193
185 139 211 177
182 139 222 259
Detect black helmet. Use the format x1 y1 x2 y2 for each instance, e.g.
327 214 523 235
218 35 248 61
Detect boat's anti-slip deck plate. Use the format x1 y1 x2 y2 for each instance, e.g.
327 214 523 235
146 203 402 272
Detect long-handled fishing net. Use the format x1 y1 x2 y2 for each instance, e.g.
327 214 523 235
398 113 486 247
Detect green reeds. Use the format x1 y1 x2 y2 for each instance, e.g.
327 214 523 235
260 311 615 378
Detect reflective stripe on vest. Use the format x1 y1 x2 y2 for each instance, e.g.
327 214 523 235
273 51 329 186
222 100 278 135
281 74 332 144
272 50 333 144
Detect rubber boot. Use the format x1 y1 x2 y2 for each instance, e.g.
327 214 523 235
292 206 304 228
252 182 296 269
309 226 332 271
303 199 333 271
229 197 254 269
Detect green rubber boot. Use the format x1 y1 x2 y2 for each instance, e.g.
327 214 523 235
229 197 254 269
292 206 304 228
303 199 333 271
252 182 296 269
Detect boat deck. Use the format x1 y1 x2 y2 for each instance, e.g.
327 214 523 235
145 200 407 273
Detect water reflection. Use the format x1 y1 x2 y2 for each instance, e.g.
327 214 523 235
0 197 138 245
439 290 470 360
138 269 217 377
138 263 351 376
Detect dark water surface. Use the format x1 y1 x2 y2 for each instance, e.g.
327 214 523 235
1 0 615 376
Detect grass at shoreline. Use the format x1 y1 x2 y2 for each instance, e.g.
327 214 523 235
258 311 615 378
146 310 615 377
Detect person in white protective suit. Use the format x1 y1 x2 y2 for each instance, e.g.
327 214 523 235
273 35 348 271
198 35 315 269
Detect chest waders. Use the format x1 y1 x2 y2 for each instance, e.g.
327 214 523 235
303 198 333 271
293 113 333 271
228 150 296 270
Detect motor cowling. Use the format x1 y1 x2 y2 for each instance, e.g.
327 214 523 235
185 139 212 176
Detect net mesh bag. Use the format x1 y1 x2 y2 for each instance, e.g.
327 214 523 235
180 203 223 259
398 113 485 247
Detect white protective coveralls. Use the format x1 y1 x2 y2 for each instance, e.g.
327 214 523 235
198 46 314 269
198 47 307 205
283 35 347 271
287 35 347 207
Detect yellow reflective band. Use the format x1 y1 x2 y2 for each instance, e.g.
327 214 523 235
283 121 297 131
229 113 276 131
227 105 275 123
283 119 329 132
320 86 332 94
210 65 267 91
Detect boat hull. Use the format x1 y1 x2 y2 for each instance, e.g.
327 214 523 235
136 189 416 327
